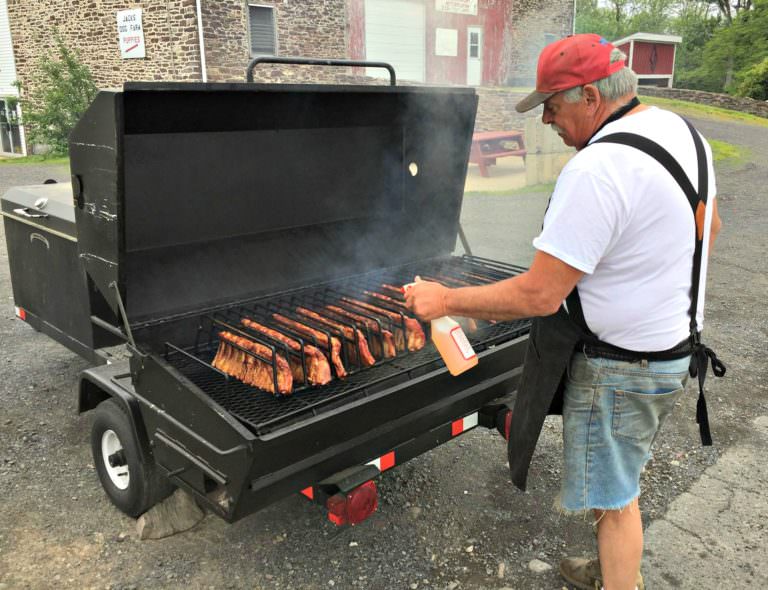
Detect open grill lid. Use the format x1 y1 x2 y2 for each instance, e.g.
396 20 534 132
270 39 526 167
69 80 478 328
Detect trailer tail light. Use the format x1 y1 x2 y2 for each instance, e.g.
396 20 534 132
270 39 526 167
326 480 378 526
14 306 26 321
502 409 513 441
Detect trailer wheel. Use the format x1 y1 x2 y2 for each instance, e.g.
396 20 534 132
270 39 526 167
91 398 173 518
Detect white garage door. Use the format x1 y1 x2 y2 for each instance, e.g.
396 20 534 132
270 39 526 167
0 0 19 95
365 0 426 83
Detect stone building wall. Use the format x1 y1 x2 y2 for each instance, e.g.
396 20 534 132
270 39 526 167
8 0 355 90
7 0 202 93
475 87 535 131
505 0 573 86
202 0 352 84
7 0 358 152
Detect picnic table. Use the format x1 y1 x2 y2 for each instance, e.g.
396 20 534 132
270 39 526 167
469 130 527 177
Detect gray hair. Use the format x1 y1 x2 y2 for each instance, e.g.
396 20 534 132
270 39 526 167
562 48 638 103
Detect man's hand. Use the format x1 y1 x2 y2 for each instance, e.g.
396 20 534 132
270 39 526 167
404 252 583 322
405 277 449 321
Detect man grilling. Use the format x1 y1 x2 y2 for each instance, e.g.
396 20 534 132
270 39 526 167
405 34 723 590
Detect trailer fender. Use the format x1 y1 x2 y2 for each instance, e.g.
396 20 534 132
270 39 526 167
78 370 152 465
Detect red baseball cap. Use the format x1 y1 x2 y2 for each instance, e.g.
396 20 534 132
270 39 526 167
515 34 625 113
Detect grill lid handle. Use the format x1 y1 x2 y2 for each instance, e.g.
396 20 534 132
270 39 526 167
246 56 397 86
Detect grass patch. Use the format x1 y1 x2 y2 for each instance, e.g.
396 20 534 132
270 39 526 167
640 95 768 128
465 182 555 197
0 155 70 165
709 139 750 164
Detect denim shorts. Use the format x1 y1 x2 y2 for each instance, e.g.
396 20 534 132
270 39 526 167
558 351 690 513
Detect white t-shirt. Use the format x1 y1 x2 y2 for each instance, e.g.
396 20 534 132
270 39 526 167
533 106 717 351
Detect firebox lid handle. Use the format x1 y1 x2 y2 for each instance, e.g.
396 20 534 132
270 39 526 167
246 56 397 86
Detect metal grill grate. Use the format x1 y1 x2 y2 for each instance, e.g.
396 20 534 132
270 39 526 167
163 256 530 435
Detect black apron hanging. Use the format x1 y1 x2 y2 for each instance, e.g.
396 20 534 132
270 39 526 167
507 114 726 491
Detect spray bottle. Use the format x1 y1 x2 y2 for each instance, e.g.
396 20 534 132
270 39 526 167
404 281 478 376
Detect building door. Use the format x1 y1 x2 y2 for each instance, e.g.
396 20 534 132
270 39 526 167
467 27 483 86
364 0 426 83
0 99 22 155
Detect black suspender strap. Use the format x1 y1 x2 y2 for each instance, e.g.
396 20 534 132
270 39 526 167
586 118 725 446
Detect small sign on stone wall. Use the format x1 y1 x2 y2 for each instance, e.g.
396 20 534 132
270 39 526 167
436 0 478 15
435 28 458 56
117 8 146 59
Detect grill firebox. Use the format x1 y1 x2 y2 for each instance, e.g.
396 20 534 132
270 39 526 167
160 255 529 435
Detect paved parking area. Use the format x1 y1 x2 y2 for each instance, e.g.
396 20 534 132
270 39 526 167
1 114 766 589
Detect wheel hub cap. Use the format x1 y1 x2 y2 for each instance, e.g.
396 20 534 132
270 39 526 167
101 429 130 490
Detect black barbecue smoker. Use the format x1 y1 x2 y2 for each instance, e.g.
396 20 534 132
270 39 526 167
1 60 530 524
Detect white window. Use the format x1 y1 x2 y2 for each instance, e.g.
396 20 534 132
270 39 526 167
248 4 276 56
469 30 481 59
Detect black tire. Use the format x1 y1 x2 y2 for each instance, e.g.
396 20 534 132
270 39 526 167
91 398 174 518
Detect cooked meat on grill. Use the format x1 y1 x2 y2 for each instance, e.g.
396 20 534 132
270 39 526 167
325 305 397 359
364 290 408 309
341 297 426 351
212 331 293 395
272 314 348 378
372 286 479 335
296 307 376 367
241 318 332 386
381 283 406 297
339 298 406 351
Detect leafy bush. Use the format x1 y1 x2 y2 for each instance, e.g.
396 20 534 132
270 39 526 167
15 36 97 156
734 57 768 100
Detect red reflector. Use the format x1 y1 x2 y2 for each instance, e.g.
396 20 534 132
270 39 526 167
379 451 395 471
326 481 378 526
451 418 464 437
15 306 26 321
300 486 314 500
326 494 346 526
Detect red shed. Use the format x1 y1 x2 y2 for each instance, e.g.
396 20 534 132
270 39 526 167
613 33 682 88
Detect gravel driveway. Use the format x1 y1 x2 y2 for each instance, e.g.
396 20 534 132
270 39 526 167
0 112 766 590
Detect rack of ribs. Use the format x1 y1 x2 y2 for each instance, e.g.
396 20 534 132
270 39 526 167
212 331 293 394
241 318 332 386
272 314 348 378
341 297 426 351
324 305 397 358
296 307 376 367
364 290 408 309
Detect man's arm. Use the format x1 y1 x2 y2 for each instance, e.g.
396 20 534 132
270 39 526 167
405 251 584 322
709 198 722 253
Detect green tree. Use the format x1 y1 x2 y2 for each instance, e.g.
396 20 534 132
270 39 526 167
684 0 767 92
576 0 679 41
15 36 97 156
735 57 768 99
575 0 634 40
672 2 722 89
